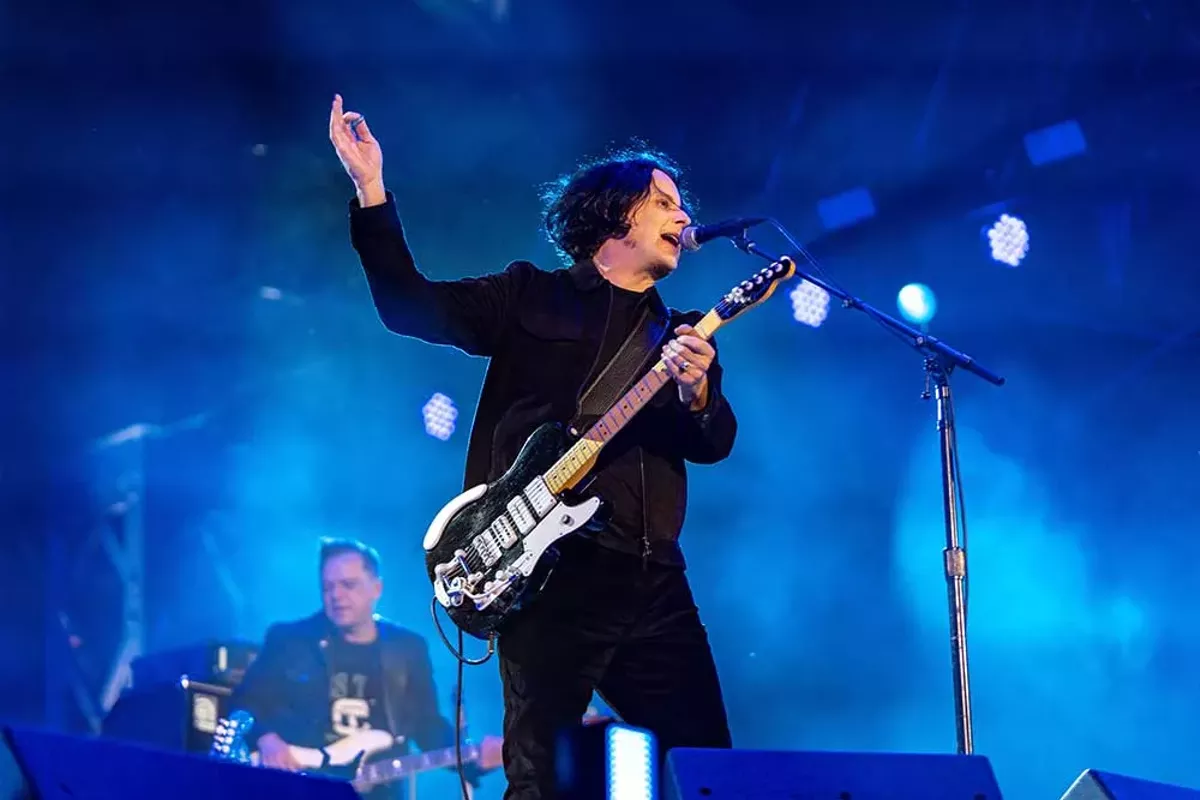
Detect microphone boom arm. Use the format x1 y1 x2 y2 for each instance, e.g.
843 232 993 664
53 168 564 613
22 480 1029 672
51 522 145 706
730 230 1004 386
730 225 1004 759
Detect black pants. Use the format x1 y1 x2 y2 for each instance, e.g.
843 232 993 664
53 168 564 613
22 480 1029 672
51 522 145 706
498 538 732 799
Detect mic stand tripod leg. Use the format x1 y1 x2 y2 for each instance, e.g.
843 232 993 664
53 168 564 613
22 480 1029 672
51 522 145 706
926 356 974 756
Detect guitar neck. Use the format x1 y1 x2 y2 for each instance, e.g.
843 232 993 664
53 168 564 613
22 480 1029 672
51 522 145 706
355 743 482 790
544 308 724 494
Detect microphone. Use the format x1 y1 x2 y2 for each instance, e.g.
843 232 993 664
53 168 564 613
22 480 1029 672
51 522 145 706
679 217 767 251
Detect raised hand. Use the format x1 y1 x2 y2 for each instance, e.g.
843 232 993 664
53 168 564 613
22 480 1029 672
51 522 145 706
329 94 385 207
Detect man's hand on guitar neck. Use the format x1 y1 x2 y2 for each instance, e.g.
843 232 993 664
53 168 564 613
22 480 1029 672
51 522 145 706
663 324 715 411
258 732 303 771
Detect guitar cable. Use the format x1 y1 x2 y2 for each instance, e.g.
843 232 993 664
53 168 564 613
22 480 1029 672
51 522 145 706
430 597 496 666
455 629 470 800
429 597 497 800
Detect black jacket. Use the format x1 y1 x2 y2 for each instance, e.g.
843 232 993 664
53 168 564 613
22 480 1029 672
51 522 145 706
231 612 474 780
349 194 737 566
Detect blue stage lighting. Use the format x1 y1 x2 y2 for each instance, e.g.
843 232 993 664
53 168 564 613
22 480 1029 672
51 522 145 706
606 724 656 800
987 213 1029 267
422 393 458 440
897 283 937 324
790 280 832 328
1023 119 1087 166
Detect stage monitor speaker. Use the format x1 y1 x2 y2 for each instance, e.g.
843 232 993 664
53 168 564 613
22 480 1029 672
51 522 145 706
1 725 359 800
663 748 1004 800
1061 770 1200 800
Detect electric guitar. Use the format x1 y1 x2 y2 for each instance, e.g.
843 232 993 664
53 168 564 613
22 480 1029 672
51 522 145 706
209 711 493 793
424 257 797 639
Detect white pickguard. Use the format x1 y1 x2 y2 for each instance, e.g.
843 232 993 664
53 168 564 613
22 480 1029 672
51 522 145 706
424 483 487 551
508 497 602 577
250 729 397 769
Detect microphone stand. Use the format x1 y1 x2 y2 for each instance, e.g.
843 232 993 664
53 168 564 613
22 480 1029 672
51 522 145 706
730 230 1005 757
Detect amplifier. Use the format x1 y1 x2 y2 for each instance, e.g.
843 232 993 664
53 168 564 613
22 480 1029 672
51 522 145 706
133 641 258 689
103 677 234 755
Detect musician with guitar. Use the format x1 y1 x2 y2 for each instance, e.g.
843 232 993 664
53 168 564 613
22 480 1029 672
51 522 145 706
230 538 503 798
328 96 795 800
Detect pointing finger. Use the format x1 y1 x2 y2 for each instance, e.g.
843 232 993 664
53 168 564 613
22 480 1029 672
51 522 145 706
330 95 346 142
330 94 342 125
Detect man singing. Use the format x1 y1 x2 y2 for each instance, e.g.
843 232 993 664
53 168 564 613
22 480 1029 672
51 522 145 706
329 95 736 798
232 538 502 799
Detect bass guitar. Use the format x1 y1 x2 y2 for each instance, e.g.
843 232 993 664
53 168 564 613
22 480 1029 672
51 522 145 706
423 257 796 639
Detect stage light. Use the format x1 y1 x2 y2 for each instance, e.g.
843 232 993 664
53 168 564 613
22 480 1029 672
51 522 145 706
790 280 832 328
606 724 656 800
987 214 1029 267
897 283 937 324
422 393 458 440
817 186 876 232
1023 119 1087 166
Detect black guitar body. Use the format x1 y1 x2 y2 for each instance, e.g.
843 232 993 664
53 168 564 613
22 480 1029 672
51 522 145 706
423 422 603 640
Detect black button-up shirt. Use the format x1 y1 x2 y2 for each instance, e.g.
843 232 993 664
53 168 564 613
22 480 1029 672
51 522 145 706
349 194 737 567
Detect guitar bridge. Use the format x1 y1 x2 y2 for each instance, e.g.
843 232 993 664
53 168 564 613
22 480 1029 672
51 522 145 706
434 566 516 611
474 570 516 610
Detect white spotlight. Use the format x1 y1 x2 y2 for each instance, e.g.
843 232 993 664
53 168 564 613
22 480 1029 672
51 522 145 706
790 280 832 328
897 283 937 324
987 214 1029 267
422 393 458 440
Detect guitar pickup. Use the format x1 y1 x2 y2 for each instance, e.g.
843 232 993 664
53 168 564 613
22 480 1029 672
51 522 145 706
471 531 503 566
489 516 519 548
506 496 537 534
523 477 556 517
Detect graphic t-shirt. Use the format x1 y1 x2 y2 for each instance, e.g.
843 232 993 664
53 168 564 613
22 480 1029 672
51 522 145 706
325 637 389 744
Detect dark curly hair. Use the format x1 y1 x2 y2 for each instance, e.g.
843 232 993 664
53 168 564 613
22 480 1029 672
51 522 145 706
541 142 693 264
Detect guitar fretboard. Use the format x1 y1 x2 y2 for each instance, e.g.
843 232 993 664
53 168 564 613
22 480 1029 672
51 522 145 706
357 743 482 788
544 309 723 494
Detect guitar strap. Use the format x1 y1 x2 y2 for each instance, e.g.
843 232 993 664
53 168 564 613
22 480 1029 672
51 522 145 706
570 302 669 428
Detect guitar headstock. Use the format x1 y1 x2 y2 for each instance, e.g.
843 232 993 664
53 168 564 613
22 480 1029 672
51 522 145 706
715 257 796 322
210 709 256 764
